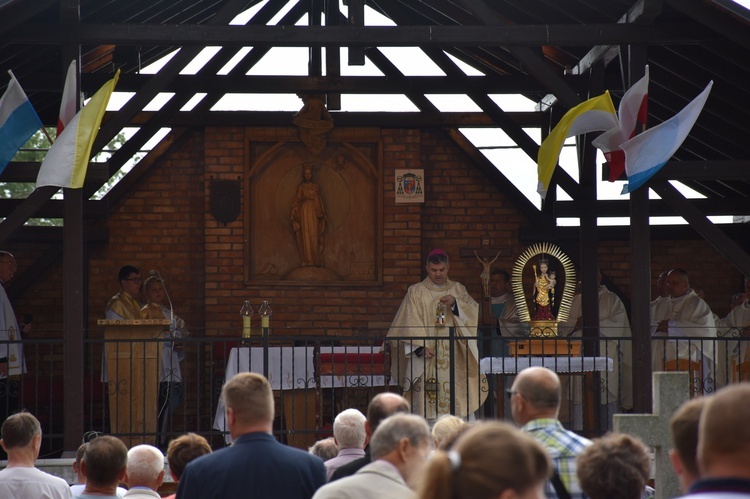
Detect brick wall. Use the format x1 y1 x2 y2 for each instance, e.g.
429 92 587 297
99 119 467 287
199 127 532 338
592 239 741 318
5 126 745 340
1 126 745 443
87 129 206 332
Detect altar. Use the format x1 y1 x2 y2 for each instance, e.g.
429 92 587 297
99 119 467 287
481 354 614 431
213 346 393 447
480 356 613 374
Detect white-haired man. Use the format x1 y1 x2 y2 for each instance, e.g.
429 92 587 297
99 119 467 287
324 408 367 479
312 413 432 499
123 445 165 499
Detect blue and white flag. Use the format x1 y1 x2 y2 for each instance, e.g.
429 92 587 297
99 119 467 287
0 71 42 174
621 81 713 194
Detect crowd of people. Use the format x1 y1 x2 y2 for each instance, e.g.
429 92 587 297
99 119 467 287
1 367 748 499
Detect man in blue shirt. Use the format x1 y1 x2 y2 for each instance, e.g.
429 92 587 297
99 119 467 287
510 366 591 499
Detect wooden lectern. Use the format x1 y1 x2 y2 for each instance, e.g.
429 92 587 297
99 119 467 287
97 319 170 447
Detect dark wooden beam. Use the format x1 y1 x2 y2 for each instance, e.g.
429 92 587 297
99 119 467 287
665 0 750 49
465 1 583 108
309 0 323 77
3 226 108 243
0 162 110 183
59 0 85 456
541 0 663 110
13 23 706 47
604 160 750 182
554 198 750 218
5 245 62 301
420 47 581 200
0 0 57 36
573 0 663 76
122 110 547 128
417 7 589 204
93 0 251 154
62 74 575 95
365 49 440 112
519 221 749 242
0 199 107 219
102 128 190 210
630 182 653 414
0 186 59 245
95 91 194 189
346 0 365 65
651 179 750 276
181 2 308 123
447 129 546 227
325 0 342 110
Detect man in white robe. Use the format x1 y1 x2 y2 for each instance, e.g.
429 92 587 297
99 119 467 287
651 268 716 390
0 251 26 427
559 274 633 430
141 275 187 448
386 249 486 421
715 277 750 385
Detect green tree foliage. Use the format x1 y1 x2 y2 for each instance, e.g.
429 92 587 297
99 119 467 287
1 128 135 225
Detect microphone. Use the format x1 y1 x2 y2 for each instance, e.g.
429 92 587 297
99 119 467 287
151 269 175 335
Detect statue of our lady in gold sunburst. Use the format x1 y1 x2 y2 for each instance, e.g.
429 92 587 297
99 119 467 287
512 242 576 337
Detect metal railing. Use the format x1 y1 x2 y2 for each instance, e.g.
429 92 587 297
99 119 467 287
1 328 747 457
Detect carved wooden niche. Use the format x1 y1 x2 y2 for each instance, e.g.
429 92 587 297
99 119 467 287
245 130 382 286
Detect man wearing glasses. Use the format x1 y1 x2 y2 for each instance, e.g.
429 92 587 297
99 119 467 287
102 265 144 387
105 265 143 321
509 366 591 499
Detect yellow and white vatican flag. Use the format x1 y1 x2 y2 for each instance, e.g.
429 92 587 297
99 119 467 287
36 69 119 189
537 91 617 199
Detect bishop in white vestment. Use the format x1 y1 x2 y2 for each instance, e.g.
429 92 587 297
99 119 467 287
386 249 486 420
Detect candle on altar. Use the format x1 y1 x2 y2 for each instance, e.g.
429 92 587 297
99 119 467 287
240 300 253 338
259 300 272 329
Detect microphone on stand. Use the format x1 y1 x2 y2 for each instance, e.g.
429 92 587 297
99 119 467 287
151 270 176 337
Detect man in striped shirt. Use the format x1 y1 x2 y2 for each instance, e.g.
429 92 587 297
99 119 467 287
510 366 591 499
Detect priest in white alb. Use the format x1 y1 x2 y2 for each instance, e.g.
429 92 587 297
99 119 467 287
651 268 716 386
715 276 750 385
0 251 26 423
386 249 486 421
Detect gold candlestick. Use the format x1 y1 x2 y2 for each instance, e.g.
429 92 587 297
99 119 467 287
259 300 272 329
240 300 253 338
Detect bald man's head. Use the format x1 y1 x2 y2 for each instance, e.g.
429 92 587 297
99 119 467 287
698 384 750 478
510 367 561 425
367 392 410 433
667 269 691 298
